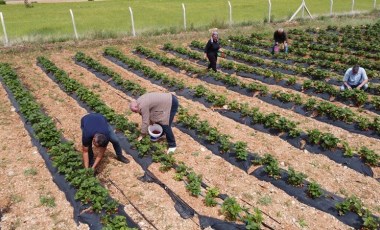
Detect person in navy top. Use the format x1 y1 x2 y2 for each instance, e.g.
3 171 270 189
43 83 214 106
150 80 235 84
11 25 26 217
81 113 129 169
204 31 221 72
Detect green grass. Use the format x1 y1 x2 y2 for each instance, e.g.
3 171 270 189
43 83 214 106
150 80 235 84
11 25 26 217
0 0 377 42
24 167 38 176
40 194 56 207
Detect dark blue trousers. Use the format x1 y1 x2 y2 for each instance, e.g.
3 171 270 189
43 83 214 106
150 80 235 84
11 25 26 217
161 95 179 148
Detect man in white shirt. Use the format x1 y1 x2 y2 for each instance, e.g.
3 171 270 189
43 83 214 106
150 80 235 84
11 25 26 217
340 65 368 91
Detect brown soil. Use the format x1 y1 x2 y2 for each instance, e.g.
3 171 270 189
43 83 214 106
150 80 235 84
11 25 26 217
0 84 87 230
1 23 380 229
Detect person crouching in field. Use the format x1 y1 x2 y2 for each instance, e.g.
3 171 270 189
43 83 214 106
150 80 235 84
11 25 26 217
81 113 129 169
129 92 179 154
272 28 288 54
340 64 368 91
204 31 221 72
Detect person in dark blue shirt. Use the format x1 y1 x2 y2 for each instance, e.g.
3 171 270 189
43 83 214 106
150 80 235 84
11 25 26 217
81 113 129 169
204 31 221 72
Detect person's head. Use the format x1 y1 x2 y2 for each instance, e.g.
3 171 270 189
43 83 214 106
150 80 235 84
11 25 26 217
211 31 218 40
129 100 139 113
93 133 109 148
352 64 360 74
278 28 284 33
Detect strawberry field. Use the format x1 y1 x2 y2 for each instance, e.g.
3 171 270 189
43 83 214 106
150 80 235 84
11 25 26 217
1 16 380 230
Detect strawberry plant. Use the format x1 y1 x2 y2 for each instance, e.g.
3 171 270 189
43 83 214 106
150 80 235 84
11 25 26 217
342 142 354 158
359 147 379 166
304 98 317 111
320 133 340 150
227 100 240 112
362 210 380 230
307 129 322 145
221 197 242 221
335 196 363 216
219 134 231 153
204 187 219 207
102 215 137 230
264 159 281 179
287 167 307 187
194 85 207 97
174 162 188 181
307 182 324 199
206 128 220 144
186 171 202 197
233 141 248 161
357 116 371 131
153 153 176 172
244 208 263 230
372 96 380 110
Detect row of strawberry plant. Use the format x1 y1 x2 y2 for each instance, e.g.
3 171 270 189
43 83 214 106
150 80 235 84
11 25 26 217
227 34 380 80
103 47 378 176
189 40 344 82
289 24 380 59
290 41 380 72
172 41 380 111
0 63 137 230
75 52 146 96
253 153 380 229
218 59 380 113
136 44 380 138
178 108 379 229
39 55 265 229
221 36 380 96
289 24 380 54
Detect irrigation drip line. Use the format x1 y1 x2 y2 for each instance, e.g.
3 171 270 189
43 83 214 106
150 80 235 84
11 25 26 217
108 179 159 230
240 198 281 226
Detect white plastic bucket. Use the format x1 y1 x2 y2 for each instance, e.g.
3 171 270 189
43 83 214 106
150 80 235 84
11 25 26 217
148 124 163 141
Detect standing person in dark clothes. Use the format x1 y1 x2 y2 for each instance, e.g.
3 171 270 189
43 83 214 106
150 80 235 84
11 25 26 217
129 92 179 154
81 113 129 169
204 31 221 72
272 28 288 54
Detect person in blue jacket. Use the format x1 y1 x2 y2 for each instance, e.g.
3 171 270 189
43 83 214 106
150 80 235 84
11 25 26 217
81 113 129 169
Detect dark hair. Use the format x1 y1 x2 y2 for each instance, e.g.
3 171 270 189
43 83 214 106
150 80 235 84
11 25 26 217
94 133 109 147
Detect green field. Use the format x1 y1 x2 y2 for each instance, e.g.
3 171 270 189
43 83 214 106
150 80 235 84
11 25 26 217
0 0 377 42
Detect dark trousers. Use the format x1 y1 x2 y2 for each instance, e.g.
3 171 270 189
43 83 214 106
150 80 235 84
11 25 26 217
207 53 218 72
161 95 179 148
87 125 122 166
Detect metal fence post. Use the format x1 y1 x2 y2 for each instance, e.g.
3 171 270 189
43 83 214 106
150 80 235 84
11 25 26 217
0 12 8 46
268 0 272 22
228 1 232 25
129 7 136 37
69 9 79 40
351 0 355 13
330 0 333 16
182 3 186 30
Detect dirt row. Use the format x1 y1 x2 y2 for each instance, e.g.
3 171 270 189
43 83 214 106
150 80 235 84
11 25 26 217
0 83 87 230
107 48 380 210
50 49 355 229
1 42 379 230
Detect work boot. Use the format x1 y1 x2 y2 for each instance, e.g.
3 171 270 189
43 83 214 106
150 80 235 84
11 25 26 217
116 155 130 164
